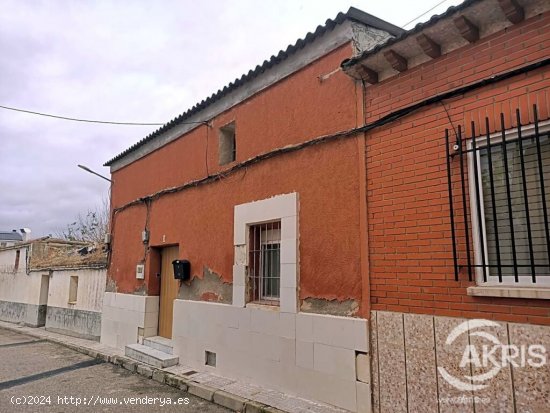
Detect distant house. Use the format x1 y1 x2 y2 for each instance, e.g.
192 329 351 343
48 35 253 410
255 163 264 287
0 237 107 340
0 230 23 248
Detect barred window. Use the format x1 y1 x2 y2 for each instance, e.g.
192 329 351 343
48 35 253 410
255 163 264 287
446 107 550 285
477 133 550 283
248 222 281 304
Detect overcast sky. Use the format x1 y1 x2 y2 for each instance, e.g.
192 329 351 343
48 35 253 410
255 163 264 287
0 0 463 237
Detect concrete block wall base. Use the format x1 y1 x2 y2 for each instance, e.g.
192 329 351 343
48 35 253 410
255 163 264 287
0 320 347 413
45 306 101 340
0 300 47 327
172 299 369 411
100 292 160 350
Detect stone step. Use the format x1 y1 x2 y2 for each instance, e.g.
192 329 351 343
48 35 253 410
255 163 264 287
125 343 179 368
143 336 174 355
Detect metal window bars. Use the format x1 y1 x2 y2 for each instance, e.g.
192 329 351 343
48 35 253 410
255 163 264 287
248 221 281 304
446 105 550 283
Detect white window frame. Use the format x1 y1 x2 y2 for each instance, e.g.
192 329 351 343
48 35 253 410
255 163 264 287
232 193 298 313
467 119 550 289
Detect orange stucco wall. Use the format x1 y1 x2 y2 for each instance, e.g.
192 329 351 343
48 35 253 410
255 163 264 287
109 43 367 311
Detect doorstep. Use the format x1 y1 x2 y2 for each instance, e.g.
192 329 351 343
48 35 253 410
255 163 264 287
125 343 179 368
0 320 349 413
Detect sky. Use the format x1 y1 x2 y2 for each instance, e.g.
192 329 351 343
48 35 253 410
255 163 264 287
0 0 464 237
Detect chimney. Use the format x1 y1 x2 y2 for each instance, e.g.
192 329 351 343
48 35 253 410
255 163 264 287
20 228 31 242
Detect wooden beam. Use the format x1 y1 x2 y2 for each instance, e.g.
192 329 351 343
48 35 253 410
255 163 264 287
497 0 524 24
356 65 378 84
383 50 408 72
454 16 479 43
416 34 441 59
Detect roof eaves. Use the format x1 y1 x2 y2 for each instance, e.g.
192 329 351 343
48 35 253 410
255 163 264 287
341 0 479 69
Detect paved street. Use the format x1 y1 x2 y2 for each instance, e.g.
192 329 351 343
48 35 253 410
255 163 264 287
0 328 229 412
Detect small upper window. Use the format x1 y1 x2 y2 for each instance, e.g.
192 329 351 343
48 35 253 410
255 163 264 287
219 122 236 165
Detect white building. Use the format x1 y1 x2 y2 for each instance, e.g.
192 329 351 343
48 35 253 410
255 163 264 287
0 230 23 248
0 237 107 340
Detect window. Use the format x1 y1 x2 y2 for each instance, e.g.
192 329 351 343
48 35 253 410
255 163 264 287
445 106 550 286
474 131 549 284
219 122 236 165
233 193 298 312
445 107 550 287
249 222 281 304
69 276 78 304
14 250 20 272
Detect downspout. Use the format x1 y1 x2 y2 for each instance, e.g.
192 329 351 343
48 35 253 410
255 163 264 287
356 78 371 319
25 243 32 275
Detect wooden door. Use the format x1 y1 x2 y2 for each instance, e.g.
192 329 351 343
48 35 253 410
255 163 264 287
158 246 179 338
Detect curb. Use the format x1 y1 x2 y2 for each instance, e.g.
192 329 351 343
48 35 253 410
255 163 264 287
0 324 284 413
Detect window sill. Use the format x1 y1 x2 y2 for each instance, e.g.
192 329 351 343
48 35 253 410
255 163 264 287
467 285 550 300
67 301 77 305
246 302 280 311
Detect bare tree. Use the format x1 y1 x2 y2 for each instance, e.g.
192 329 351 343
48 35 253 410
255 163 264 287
56 198 109 243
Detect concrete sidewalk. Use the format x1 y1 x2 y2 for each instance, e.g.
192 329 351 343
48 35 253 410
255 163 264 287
0 321 348 413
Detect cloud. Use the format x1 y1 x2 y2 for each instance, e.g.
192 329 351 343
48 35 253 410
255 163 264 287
0 0 463 236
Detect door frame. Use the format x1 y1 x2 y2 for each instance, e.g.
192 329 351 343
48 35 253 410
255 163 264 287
157 245 180 339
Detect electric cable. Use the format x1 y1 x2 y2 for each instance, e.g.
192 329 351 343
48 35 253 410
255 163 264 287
0 104 205 126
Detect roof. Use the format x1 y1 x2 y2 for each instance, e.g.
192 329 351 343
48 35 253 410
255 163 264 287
30 244 107 270
0 236 89 251
104 7 404 167
0 231 23 241
341 0 478 69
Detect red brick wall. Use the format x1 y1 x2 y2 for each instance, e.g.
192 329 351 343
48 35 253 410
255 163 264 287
365 12 550 325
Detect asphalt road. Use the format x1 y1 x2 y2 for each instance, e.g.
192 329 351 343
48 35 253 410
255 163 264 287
0 328 229 412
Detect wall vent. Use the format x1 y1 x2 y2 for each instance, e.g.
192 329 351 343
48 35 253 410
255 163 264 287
205 351 216 367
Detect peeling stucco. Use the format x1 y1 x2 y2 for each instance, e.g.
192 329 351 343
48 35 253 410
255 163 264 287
178 267 232 304
133 283 148 296
300 297 359 317
105 276 117 293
